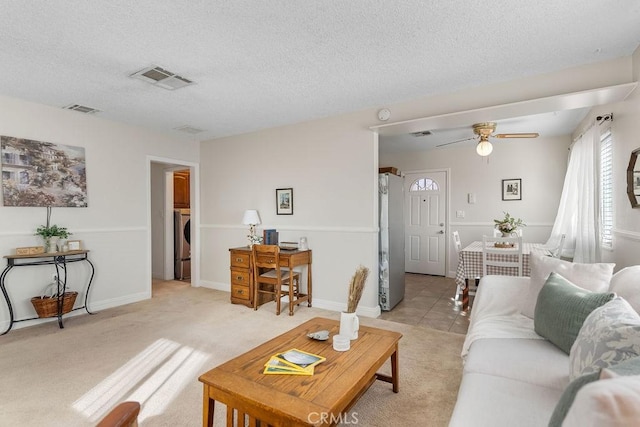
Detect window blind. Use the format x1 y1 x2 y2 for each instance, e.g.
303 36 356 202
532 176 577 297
600 129 613 248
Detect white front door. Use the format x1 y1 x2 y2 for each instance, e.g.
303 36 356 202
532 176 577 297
404 171 447 275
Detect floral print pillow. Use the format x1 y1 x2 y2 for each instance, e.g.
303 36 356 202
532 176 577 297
569 297 640 381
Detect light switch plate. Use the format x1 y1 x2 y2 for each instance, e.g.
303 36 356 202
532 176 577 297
468 193 476 204
456 210 465 218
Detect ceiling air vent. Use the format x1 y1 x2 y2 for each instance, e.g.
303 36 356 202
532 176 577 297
130 65 194 90
411 130 432 137
63 104 100 114
174 125 205 135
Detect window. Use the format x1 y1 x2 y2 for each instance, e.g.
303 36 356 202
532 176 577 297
410 178 439 191
600 128 613 249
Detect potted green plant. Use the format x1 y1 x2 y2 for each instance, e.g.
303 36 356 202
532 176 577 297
35 224 71 253
493 212 525 237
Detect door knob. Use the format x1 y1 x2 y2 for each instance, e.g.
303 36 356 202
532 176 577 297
437 230 444 234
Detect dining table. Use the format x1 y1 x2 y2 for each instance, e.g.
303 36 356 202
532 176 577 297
455 241 550 310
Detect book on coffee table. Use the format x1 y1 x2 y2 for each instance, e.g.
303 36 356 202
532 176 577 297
262 348 325 375
263 357 314 375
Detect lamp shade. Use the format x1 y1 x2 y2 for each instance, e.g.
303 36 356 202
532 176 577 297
242 209 261 225
476 140 493 156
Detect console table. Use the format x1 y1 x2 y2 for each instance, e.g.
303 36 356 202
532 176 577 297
0 250 95 335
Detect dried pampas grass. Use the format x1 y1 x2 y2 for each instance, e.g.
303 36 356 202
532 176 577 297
347 265 369 313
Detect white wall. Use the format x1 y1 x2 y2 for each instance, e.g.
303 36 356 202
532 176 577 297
381 135 570 276
0 95 200 331
600 45 640 270
199 56 638 316
199 113 381 316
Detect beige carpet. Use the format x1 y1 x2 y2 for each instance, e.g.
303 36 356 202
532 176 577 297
0 282 464 426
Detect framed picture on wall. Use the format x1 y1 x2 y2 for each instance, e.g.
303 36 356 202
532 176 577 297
276 188 293 215
502 179 522 201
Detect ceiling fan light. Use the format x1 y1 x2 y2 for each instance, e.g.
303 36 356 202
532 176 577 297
476 140 493 156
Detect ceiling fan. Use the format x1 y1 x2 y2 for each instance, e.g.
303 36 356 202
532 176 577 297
436 122 539 156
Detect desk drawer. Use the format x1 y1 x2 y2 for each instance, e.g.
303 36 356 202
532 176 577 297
231 268 250 285
231 283 251 301
230 251 250 268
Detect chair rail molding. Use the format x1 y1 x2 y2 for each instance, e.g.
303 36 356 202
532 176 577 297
614 228 640 242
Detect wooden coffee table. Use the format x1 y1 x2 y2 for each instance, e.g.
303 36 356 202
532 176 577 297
198 317 402 426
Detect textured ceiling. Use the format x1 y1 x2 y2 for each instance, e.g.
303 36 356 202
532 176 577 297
1 1 639 143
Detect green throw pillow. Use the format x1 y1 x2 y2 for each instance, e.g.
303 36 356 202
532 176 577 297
548 371 601 427
549 356 640 427
534 272 615 354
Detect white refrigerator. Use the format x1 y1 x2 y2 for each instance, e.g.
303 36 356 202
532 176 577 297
379 173 405 311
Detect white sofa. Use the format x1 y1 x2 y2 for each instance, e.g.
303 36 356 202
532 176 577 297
449 259 640 427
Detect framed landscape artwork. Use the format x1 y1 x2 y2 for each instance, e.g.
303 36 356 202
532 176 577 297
276 188 293 215
1 135 87 207
502 179 522 201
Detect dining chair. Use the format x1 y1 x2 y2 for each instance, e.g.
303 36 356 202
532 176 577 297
452 231 463 303
482 235 523 277
252 244 301 316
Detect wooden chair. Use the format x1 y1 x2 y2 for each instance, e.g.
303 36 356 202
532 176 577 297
482 235 523 277
252 244 301 316
452 231 463 303
96 401 140 427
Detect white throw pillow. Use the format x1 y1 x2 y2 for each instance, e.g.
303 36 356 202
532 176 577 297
520 253 614 319
609 266 640 314
569 297 640 381
563 375 640 427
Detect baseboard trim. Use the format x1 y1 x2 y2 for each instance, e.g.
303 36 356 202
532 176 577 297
197 282 381 318
0 291 149 333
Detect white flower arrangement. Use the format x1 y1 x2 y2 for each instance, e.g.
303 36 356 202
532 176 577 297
494 212 525 235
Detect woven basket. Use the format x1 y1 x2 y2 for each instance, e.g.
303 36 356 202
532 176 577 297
31 292 78 318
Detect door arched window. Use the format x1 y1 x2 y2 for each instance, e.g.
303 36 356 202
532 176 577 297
409 177 439 191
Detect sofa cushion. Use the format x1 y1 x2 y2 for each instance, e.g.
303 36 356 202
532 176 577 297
448 372 563 427
608 266 640 313
464 338 569 391
548 371 601 427
563 357 640 427
534 272 615 354
520 252 614 319
549 357 640 427
569 297 640 380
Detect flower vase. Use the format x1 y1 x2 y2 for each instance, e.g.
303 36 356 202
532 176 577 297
45 236 59 253
339 311 359 340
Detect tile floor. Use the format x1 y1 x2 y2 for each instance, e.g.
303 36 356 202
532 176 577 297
379 273 470 335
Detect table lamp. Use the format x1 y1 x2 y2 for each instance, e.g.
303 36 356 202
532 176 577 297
242 209 262 247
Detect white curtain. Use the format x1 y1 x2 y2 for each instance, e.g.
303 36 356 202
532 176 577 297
545 124 601 263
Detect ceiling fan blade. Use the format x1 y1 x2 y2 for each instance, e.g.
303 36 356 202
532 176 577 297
436 136 476 147
493 132 539 139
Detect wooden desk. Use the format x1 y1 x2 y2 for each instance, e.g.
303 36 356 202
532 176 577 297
229 247 312 310
0 250 95 335
199 317 402 427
